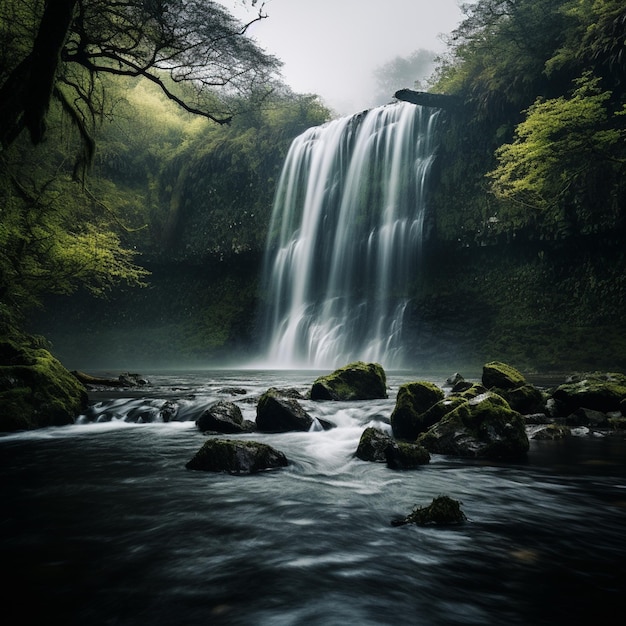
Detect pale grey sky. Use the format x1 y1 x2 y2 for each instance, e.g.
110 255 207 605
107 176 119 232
222 0 464 115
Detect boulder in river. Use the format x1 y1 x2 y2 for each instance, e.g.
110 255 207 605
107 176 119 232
256 388 314 432
550 372 626 416
390 381 445 440
186 438 288 474
392 495 466 527
482 361 545 414
311 361 387 401
355 426 395 462
385 441 430 469
196 400 253 434
416 391 529 461
0 340 87 431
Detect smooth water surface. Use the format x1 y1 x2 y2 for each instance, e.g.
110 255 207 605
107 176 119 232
2 370 625 625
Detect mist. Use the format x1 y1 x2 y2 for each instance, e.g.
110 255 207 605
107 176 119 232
223 0 463 114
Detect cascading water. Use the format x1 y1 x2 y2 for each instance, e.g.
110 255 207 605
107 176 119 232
260 101 440 369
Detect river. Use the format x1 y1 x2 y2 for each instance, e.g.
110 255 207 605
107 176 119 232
2 370 625 625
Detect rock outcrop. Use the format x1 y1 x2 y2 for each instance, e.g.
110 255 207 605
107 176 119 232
311 361 387 401
0 340 87 431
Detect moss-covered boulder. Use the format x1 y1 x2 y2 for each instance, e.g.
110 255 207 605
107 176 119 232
310 361 387 401
482 361 545 414
196 400 254 434
390 381 444 440
256 387 314 432
355 426 395 462
550 373 626 416
392 495 466 527
185 438 288 474
416 391 529 461
482 361 527 389
0 340 87 431
385 441 430 469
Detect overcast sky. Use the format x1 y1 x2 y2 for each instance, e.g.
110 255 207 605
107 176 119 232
223 0 464 115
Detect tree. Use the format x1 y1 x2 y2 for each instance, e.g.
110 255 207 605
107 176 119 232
0 0 281 152
488 73 626 237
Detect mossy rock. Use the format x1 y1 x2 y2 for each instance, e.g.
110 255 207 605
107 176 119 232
185 438 289 474
390 381 445 440
310 361 387 401
551 373 626 416
416 391 529 461
0 340 87 431
385 440 431 469
392 495 466 526
491 383 546 415
482 361 527 390
355 426 395 462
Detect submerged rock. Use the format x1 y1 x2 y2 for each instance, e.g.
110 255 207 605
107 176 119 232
196 400 253 434
392 495 466 527
390 381 444 440
530 424 571 440
311 361 387 401
416 391 529 461
0 340 88 431
186 438 288 474
256 387 314 432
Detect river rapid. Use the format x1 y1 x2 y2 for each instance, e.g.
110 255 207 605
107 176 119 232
2 370 625 625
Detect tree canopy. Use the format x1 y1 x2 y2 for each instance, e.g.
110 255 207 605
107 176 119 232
431 0 626 243
0 0 281 152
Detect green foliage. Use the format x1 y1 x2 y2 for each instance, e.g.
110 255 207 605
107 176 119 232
488 74 626 236
430 0 626 244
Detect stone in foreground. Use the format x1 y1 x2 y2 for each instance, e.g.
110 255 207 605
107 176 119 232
186 439 288 474
392 495 466 527
311 361 387 401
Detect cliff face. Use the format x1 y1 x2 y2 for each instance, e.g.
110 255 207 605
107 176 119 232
29 230 626 372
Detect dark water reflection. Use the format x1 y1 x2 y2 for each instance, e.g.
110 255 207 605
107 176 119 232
1 371 625 625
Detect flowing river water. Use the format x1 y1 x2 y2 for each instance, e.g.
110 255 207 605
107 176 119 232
2 370 625 625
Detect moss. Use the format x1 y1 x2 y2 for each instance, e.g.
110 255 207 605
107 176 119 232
0 340 87 431
551 373 626 416
355 426 394 462
390 381 445 440
392 495 466 526
311 361 387 401
417 392 529 460
386 441 431 469
482 361 527 389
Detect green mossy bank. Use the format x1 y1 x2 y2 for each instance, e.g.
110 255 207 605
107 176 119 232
0 340 87 431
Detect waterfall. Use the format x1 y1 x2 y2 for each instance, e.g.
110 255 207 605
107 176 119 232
260 101 440 369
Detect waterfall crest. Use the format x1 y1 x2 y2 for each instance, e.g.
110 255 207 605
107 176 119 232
260 101 440 369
